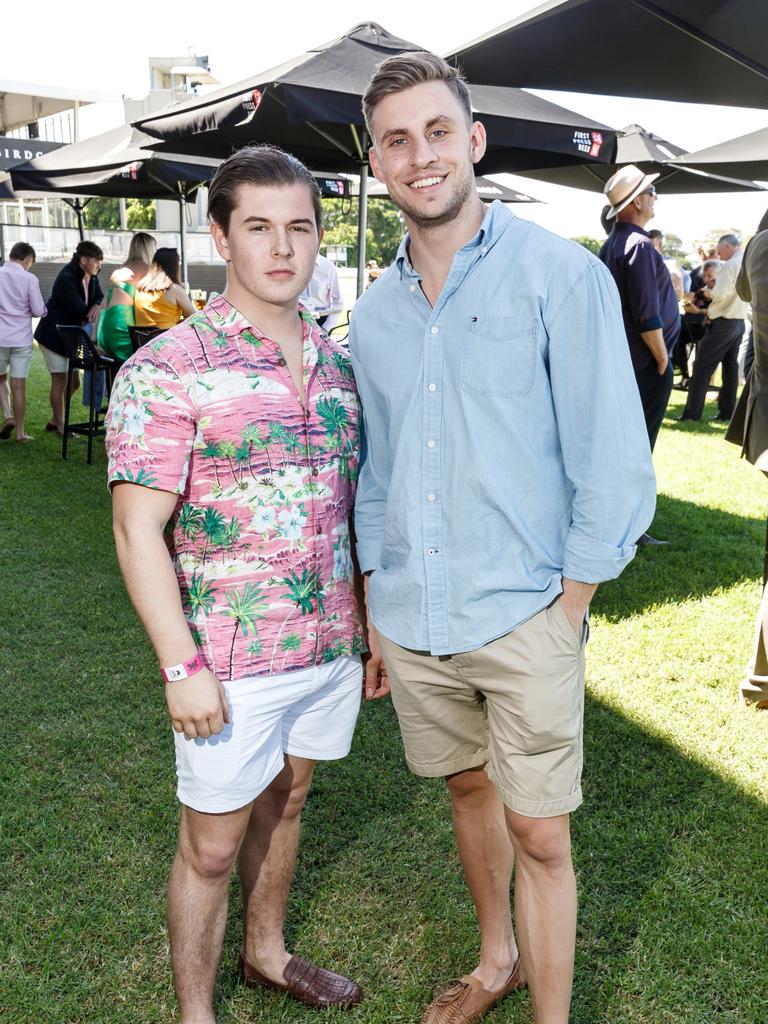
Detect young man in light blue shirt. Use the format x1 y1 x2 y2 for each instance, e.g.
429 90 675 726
351 52 656 1024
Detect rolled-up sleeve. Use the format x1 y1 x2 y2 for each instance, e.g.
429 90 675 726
547 261 656 582
349 322 388 574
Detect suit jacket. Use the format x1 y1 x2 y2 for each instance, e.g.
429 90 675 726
34 258 103 356
726 231 768 468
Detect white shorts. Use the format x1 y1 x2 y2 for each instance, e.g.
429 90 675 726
174 655 362 813
38 343 70 374
0 345 33 378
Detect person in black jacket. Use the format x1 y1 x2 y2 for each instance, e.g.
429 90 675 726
34 240 103 435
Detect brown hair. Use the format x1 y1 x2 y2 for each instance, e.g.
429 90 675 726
363 52 473 136
207 144 322 234
137 247 180 291
74 240 103 262
9 241 35 262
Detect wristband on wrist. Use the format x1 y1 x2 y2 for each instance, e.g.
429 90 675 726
161 652 205 683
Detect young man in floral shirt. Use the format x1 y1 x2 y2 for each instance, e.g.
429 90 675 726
106 146 366 1023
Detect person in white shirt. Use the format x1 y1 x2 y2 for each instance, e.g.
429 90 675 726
299 252 343 330
678 234 749 422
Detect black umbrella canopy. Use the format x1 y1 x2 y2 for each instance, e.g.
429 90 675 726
447 0 768 109
668 127 768 182
133 21 618 172
9 124 220 200
519 124 765 193
363 174 542 203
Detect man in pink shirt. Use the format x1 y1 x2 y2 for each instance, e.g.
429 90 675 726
0 241 46 442
106 146 368 1024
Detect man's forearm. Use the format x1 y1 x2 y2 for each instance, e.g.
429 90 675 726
114 523 197 665
640 328 666 363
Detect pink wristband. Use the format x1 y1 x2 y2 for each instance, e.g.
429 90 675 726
161 652 205 683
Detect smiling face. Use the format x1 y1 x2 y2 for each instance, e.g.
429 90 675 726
210 181 321 315
368 80 486 230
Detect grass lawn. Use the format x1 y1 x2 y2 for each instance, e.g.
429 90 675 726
1 350 767 1024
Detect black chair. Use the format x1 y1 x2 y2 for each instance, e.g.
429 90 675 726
128 325 163 354
55 325 117 465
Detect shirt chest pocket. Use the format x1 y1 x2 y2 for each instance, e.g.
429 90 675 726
460 315 539 398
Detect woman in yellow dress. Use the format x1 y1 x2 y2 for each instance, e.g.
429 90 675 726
134 247 195 330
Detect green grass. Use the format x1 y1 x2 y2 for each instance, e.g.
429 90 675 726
1 353 767 1023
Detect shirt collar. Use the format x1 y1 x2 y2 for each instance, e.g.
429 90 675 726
198 293 323 355
395 200 515 280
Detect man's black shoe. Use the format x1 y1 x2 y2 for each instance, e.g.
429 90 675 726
636 532 669 546
710 414 731 423
672 415 697 422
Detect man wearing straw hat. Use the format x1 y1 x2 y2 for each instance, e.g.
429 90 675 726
600 165 679 542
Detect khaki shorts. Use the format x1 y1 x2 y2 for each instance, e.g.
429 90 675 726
377 600 587 818
38 343 70 374
0 345 33 378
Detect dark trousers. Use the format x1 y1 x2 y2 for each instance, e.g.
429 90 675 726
636 360 674 451
682 318 745 421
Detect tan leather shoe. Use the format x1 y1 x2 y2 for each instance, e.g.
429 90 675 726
421 957 524 1024
239 952 363 1009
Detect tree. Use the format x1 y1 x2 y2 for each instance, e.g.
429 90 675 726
661 232 687 260
82 197 155 230
320 197 404 268
126 199 155 229
571 236 603 255
83 198 120 230
699 226 742 249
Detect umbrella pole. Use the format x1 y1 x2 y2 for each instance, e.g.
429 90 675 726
75 199 85 241
178 195 188 290
356 168 368 298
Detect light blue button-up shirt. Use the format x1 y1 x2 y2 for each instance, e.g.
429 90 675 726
350 202 655 656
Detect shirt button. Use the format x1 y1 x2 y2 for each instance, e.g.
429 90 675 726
316 525 322 535
409 284 416 292
311 467 319 476
427 548 437 556
481 246 487 255
277 357 286 366
426 439 436 449
430 325 439 335
428 383 437 392
427 493 437 503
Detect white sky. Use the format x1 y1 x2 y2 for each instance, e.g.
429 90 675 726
6 0 768 251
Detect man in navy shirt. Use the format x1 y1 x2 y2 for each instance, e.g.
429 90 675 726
600 165 679 544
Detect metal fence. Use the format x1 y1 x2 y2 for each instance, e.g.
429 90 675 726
0 222 223 264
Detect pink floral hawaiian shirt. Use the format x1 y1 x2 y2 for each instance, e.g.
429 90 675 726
106 295 364 681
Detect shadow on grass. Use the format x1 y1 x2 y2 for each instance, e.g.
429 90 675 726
595 493 765 622
216 694 768 1024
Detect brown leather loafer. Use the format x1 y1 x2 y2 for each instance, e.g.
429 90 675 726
420 956 525 1024
239 952 363 1009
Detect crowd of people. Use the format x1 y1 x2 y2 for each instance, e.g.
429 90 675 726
1 49 766 1024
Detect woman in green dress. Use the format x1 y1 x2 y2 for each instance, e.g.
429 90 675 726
97 232 156 362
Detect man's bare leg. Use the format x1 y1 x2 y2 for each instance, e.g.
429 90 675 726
239 754 316 979
48 369 79 432
505 810 575 1024
10 378 28 438
0 372 11 420
445 766 521 991
168 802 254 1024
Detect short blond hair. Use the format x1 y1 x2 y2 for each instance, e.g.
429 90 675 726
363 52 472 136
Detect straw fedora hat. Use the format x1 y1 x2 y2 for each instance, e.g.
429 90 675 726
603 164 659 219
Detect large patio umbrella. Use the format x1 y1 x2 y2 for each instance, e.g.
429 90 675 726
519 124 765 193
667 127 768 182
362 175 542 203
447 0 768 108
132 21 617 293
10 124 220 283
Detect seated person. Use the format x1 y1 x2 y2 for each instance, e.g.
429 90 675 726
97 232 156 362
134 247 195 330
